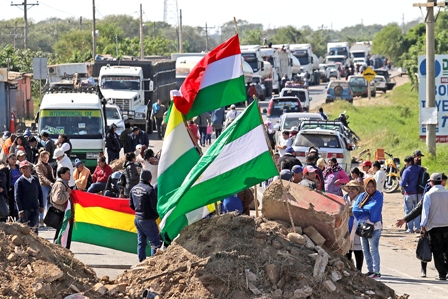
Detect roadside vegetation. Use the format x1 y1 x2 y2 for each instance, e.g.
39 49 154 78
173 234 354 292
320 83 448 174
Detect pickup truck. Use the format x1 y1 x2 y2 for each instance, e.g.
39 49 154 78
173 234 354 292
374 69 396 90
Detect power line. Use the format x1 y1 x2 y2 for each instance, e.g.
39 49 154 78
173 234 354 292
11 0 39 49
38 1 75 16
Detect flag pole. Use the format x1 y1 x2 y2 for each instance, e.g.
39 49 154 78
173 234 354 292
233 17 238 35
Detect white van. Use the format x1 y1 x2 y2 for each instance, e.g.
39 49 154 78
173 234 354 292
37 86 106 168
279 86 312 111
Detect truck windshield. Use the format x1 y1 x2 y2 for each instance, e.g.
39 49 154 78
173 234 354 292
242 53 259 72
263 56 275 67
39 109 103 139
106 107 121 120
352 52 365 58
327 57 345 64
292 50 310 65
329 47 348 57
101 76 140 90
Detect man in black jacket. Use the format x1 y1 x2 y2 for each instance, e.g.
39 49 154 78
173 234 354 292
276 147 302 171
41 131 55 163
129 170 161 262
105 124 121 164
130 127 149 151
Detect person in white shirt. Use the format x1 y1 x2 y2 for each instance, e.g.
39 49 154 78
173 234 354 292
53 148 75 188
372 161 386 193
274 130 292 157
225 105 239 127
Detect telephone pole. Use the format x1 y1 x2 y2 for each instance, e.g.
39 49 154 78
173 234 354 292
80 16 83 31
179 9 183 53
92 0 97 59
5 21 24 49
140 3 144 60
198 23 216 52
11 0 38 49
413 0 447 156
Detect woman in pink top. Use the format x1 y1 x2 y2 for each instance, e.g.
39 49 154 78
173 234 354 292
206 125 213 145
323 157 350 196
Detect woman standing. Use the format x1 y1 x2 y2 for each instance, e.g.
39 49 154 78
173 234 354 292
6 153 20 219
50 166 73 249
350 167 365 185
142 149 159 182
323 158 350 196
342 180 364 271
35 151 56 225
352 177 384 279
122 152 140 197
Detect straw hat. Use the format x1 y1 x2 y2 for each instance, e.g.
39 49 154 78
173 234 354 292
342 180 365 193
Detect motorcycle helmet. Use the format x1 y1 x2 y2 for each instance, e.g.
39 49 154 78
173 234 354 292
111 171 122 180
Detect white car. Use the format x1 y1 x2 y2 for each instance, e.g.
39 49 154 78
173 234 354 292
353 58 366 67
373 75 387 93
106 104 127 135
274 112 323 147
325 64 339 79
292 128 353 172
279 86 312 111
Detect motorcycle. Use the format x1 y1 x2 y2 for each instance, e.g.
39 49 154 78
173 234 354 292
382 151 401 193
334 111 361 146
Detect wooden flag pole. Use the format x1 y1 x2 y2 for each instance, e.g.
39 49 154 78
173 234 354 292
233 17 238 35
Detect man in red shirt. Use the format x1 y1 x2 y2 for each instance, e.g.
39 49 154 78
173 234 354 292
87 156 113 193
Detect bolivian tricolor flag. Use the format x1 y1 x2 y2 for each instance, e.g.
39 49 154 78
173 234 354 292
71 190 149 254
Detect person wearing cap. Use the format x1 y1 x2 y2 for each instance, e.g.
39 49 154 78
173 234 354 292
49 166 73 248
276 146 302 171
88 156 113 193
352 177 384 279
342 180 365 271
413 150 424 166
360 160 372 178
16 150 27 163
35 151 56 225
55 134 72 158
211 107 225 139
300 166 318 189
225 105 239 127
305 154 324 191
40 131 55 163
73 159 91 191
53 148 75 188
275 130 293 157
105 124 121 164
323 157 350 196
129 169 161 262
130 127 149 150
421 172 448 280
14 160 44 234
194 112 211 147
400 156 423 233
151 99 167 140
291 165 303 184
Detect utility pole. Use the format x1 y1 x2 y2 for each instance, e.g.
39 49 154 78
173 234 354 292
92 0 97 59
402 13 405 33
80 16 83 31
179 9 183 53
413 0 447 156
140 4 144 60
198 23 216 52
115 34 119 57
5 21 24 49
11 0 38 49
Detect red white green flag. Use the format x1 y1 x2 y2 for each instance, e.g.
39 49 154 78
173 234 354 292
177 34 246 119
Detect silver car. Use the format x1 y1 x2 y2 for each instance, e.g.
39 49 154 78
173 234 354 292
274 112 323 146
292 128 353 172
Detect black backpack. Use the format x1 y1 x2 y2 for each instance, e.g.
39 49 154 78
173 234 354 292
417 167 430 194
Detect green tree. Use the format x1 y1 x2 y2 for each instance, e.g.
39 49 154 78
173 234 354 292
271 26 302 44
241 29 263 45
372 23 406 64
53 30 92 62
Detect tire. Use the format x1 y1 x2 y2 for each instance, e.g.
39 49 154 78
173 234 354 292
384 176 400 193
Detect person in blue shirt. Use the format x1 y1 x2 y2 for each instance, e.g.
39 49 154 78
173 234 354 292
400 156 422 233
353 177 384 279
222 194 243 214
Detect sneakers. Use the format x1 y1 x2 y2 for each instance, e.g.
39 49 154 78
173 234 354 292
435 276 447 281
405 229 413 234
364 271 374 276
421 270 426 278
369 272 381 279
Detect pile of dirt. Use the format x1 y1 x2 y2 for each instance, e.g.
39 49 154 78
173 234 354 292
118 213 409 299
0 222 127 299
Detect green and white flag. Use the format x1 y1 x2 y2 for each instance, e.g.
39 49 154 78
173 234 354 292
158 101 278 243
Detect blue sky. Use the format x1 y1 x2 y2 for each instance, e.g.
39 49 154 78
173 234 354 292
0 0 425 32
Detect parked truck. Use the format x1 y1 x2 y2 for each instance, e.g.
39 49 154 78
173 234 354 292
326 42 351 65
91 59 176 133
240 45 274 97
350 42 372 60
288 44 320 85
260 46 291 94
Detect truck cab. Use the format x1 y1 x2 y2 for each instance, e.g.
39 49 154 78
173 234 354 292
99 65 148 129
288 44 319 85
37 84 106 168
327 42 350 65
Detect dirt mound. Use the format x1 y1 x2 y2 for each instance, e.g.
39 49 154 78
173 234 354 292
118 214 407 299
0 222 131 299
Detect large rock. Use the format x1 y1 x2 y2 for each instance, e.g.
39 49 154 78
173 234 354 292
262 180 350 253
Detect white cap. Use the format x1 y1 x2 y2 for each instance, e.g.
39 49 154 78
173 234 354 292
230 104 236 109
53 148 65 159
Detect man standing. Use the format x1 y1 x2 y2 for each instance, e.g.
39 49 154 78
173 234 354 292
130 127 149 150
105 124 121 164
211 107 225 139
194 112 211 147
275 130 292 157
152 99 167 140
421 173 448 280
225 105 239 127
400 156 422 233
414 149 424 166
53 148 75 188
120 122 134 154
14 161 43 234
300 166 318 189
40 131 55 163
129 170 161 262
276 147 301 171
291 165 303 184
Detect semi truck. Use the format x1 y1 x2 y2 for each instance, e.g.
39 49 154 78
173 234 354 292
326 42 351 65
91 59 176 133
288 44 320 85
240 45 274 96
350 42 372 60
259 46 291 94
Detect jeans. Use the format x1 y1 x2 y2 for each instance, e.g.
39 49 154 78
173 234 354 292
103 190 118 198
361 229 381 273
107 149 120 164
40 185 52 221
156 117 164 138
404 194 421 231
428 226 448 278
215 128 222 139
21 209 40 235
134 218 161 262
199 127 207 146
87 182 107 193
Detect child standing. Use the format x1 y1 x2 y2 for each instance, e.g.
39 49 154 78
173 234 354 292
206 124 213 145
